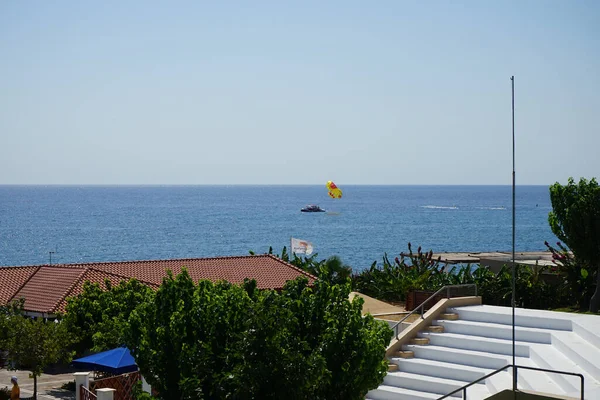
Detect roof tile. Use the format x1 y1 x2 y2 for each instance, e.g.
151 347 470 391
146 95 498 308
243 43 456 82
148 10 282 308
11 267 86 313
0 266 39 304
1 255 316 314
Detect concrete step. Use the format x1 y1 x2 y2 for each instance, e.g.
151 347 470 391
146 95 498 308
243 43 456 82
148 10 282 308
426 325 444 333
410 337 430 345
376 305 600 400
572 320 600 350
407 341 568 397
367 385 441 400
402 344 527 394
393 350 414 359
391 357 492 383
528 342 597 394
435 319 553 344
439 312 459 320
513 362 567 398
383 371 491 398
418 331 531 357
474 356 567 397
447 305 572 331
403 344 511 370
483 368 520 395
552 331 600 382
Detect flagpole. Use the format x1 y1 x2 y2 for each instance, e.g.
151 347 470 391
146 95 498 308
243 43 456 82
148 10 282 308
511 75 517 394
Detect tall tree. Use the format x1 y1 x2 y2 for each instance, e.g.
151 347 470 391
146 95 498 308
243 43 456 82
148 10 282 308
0 299 24 349
4 315 74 399
126 269 392 399
549 177 600 312
63 279 155 354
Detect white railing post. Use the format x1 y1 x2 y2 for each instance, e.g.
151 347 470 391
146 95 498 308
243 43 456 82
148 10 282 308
74 372 90 400
96 388 116 400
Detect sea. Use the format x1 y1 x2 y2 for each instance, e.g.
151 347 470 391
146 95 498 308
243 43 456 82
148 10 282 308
0 185 558 270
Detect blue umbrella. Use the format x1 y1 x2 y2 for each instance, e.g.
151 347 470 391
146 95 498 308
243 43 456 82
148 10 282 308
72 347 138 375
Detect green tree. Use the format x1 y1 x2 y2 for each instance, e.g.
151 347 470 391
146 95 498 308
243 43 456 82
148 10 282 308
282 277 392 400
63 279 155 354
126 269 392 400
0 300 25 350
549 177 600 312
126 269 253 399
4 315 73 399
545 240 595 309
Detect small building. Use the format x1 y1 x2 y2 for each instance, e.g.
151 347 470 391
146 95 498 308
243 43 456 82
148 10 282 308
0 254 316 317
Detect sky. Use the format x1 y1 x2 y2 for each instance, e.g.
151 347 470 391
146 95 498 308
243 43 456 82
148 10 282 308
1 1 598 185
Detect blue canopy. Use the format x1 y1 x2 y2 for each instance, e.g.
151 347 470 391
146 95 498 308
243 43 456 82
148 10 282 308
72 347 138 375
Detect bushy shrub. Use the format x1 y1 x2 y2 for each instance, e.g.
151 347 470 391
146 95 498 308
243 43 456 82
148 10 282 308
126 269 392 400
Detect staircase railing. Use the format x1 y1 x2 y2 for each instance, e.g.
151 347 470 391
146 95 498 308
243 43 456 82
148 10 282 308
436 364 584 400
391 284 477 340
80 384 98 400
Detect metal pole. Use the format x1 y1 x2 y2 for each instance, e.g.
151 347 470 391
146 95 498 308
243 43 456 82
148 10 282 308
511 76 517 394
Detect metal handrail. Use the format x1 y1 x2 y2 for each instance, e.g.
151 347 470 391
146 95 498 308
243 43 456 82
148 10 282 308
391 284 477 339
436 364 585 400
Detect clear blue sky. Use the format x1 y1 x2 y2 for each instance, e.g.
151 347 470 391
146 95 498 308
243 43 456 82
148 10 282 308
1 1 598 185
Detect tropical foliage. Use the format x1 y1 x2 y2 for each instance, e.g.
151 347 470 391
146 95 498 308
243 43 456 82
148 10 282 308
251 246 353 285
351 243 569 310
351 243 447 302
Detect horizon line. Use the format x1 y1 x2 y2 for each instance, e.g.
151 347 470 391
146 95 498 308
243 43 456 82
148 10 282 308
0 183 555 187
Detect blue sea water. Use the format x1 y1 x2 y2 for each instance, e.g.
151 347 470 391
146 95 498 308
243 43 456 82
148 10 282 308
0 185 557 270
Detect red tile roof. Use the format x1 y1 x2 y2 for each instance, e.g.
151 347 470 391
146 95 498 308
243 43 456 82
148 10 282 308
0 255 316 314
12 267 87 313
0 266 39 304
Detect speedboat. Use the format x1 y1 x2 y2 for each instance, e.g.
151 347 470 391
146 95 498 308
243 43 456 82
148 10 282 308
301 204 326 213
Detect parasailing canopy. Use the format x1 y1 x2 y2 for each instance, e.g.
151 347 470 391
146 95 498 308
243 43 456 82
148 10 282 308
326 181 342 199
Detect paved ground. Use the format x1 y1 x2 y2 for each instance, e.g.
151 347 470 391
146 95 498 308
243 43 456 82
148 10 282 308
350 291 406 316
0 368 75 400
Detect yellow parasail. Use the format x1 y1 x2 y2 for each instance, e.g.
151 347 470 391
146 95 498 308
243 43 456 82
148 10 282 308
326 181 342 199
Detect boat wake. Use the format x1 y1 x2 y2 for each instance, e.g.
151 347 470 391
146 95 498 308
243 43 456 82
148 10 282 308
421 205 458 210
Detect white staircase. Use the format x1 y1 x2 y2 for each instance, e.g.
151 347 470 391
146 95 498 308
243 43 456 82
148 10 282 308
368 305 600 400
